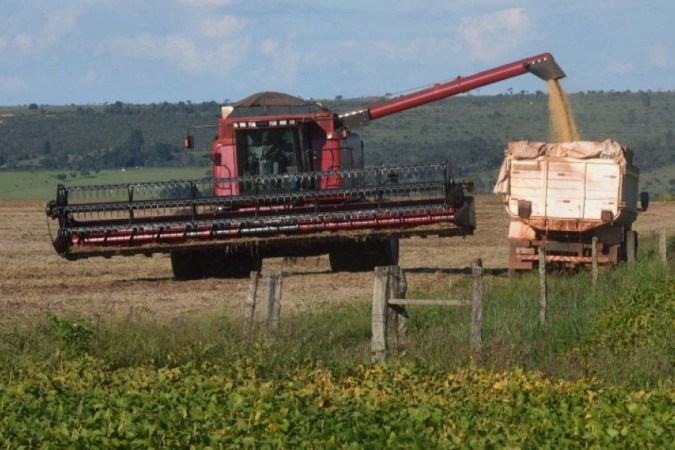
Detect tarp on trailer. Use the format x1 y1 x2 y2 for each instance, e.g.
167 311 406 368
493 139 633 195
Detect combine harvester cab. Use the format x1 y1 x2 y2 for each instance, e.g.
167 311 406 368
494 140 640 274
46 53 565 279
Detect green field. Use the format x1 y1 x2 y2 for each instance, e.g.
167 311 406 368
0 167 210 200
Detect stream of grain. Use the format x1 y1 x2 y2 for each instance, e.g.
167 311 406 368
547 79 579 142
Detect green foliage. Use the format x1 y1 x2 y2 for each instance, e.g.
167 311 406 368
0 360 672 447
0 101 216 172
566 262 674 387
592 276 673 354
46 314 94 357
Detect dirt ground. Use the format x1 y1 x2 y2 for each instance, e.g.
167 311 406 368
1 196 673 323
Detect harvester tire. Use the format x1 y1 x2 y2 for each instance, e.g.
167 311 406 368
171 250 201 280
213 251 262 278
372 236 400 268
329 237 399 272
171 249 262 280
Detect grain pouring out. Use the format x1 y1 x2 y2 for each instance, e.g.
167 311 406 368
547 79 580 142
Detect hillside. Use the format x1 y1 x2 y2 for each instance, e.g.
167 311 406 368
1 91 674 195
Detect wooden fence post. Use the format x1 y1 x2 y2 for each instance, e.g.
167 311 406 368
387 266 399 340
244 271 260 336
270 272 283 333
538 246 547 326
659 229 668 266
387 266 408 351
471 259 483 352
591 236 599 288
371 266 390 362
262 271 282 334
626 230 636 264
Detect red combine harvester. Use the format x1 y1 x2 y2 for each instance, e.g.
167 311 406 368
46 53 564 279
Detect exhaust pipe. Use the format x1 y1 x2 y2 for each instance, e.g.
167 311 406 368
525 53 565 81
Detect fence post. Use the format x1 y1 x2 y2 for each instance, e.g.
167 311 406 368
244 271 260 336
387 266 399 341
261 271 282 334
659 229 667 266
270 272 283 333
538 246 547 325
388 266 408 351
626 230 636 264
371 266 390 362
591 236 599 288
471 259 483 352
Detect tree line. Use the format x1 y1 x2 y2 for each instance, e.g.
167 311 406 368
1 92 674 178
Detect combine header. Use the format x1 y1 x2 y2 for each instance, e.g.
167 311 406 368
46 53 565 279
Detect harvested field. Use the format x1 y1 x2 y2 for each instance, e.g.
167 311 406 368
1 196 673 323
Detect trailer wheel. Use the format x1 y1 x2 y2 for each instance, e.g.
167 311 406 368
329 237 399 272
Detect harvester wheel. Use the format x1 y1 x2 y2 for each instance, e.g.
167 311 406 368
215 251 262 278
171 249 262 280
329 237 399 272
170 250 201 280
372 236 400 267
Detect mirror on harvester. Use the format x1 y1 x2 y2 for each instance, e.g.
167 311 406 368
640 191 649 212
183 135 194 149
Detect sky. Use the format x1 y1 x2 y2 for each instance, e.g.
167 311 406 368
1 0 674 106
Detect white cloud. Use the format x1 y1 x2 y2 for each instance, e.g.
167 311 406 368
260 38 301 81
261 38 278 54
369 38 454 63
200 15 245 39
0 5 81 63
647 42 672 69
457 8 530 62
98 33 250 74
13 34 34 53
5 6 82 56
42 7 80 46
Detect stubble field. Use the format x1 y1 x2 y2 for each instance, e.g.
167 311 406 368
1 195 673 323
